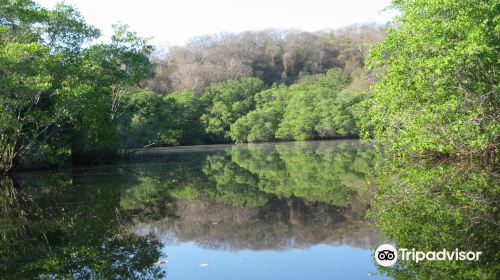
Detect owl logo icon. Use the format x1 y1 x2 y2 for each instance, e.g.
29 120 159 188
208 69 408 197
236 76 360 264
375 244 398 267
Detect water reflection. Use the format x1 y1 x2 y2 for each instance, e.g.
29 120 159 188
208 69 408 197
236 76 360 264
1 140 379 279
134 197 379 251
130 141 379 251
370 159 499 279
3 141 497 279
0 177 165 279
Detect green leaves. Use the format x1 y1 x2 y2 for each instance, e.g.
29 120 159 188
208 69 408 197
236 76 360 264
229 85 288 143
230 69 361 143
44 2 100 52
363 0 499 158
201 77 266 140
0 0 154 171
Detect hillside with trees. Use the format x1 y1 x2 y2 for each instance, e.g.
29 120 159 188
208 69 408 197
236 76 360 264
148 26 386 94
0 0 386 172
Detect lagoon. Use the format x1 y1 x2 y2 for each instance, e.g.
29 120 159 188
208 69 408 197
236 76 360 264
1 140 497 279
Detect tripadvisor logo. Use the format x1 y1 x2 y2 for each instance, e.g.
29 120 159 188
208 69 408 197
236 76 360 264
374 244 483 267
375 244 398 267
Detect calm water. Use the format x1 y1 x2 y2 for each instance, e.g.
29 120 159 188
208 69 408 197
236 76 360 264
1 140 497 279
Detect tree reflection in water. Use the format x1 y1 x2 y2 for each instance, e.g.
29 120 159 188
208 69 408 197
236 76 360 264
134 141 380 250
370 159 499 279
0 176 165 279
0 141 382 278
7 140 473 278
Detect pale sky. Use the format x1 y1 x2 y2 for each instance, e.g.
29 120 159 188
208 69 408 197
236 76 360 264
37 0 395 46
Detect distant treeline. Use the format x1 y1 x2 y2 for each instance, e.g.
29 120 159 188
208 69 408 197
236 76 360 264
148 26 386 94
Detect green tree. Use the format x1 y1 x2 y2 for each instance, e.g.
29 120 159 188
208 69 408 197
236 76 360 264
229 85 289 143
200 77 266 141
275 69 356 140
165 89 208 145
363 0 499 158
117 91 181 148
0 1 153 172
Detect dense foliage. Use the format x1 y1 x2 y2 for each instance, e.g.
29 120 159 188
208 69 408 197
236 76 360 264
0 0 153 172
229 85 289 143
0 0 376 171
362 0 499 157
3 0 496 172
0 1 379 171
200 77 266 141
230 69 366 142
